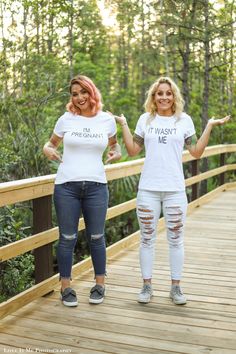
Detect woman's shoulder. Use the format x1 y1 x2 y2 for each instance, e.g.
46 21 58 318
99 111 113 118
138 112 150 122
179 112 192 119
57 111 74 122
97 111 114 121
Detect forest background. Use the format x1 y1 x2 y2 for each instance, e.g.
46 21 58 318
0 0 235 301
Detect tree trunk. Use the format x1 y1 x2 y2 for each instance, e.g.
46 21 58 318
140 0 145 107
200 0 210 195
48 0 54 53
228 2 234 115
0 0 8 96
68 0 74 79
179 0 197 111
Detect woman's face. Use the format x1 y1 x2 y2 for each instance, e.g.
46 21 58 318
71 84 91 115
154 83 174 116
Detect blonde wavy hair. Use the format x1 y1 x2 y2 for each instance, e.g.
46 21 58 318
144 76 185 123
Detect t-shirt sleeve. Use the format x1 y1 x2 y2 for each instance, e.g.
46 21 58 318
134 114 145 138
184 116 196 139
53 115 66 138
108 116 117 138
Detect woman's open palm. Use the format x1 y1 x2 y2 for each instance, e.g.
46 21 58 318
209 115 231 126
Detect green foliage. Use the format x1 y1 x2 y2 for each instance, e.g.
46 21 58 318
0 254 34 302
0 207 29 244
105 211 139 246
0 206 34 302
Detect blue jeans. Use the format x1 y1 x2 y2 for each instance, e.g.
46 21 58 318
54 181 109 279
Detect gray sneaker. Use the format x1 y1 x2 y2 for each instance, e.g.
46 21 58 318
169 285 187 305
60 287 78 307
89 284 105 304
138 283 153 303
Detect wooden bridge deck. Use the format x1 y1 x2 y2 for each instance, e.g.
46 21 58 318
0 188 236 354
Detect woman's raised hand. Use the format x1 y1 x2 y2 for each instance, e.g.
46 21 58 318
107 111 127 126
208 115 231 126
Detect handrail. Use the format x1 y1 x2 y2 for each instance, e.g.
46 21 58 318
1 144 236 207
0 143 236 319
1 143 236 262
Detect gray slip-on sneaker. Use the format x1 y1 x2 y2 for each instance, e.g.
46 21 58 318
60 287 78 307
89 284 105 304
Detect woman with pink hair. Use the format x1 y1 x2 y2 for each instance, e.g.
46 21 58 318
43 75 121 307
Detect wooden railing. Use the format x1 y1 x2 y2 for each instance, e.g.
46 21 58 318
0 144 236 319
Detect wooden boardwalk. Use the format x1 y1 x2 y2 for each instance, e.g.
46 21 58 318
0 188 236 354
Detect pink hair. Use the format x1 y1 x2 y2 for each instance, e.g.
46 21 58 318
66 75 103 115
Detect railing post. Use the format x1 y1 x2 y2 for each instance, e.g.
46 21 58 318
219 153 226 185
191 159 199 201
33 196 54 283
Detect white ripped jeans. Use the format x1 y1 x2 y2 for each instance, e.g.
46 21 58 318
137 189 188 280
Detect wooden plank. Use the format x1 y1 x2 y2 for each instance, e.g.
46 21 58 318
0 174 56 193
1 318 236 354
12 295 236 329
0 182 55 207
0 333 104 354
226 181 236 190
105 158 143 181
106 198 136 219
182 144 236 162
185 165 227 187
186 184 227 213
186 164 236 187
0 228 59 262
2 311 236 350
12 288 236 318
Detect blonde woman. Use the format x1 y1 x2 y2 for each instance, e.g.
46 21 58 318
114 77 230 305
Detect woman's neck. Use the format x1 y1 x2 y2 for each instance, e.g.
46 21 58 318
157 111 173 117
80 109 97 117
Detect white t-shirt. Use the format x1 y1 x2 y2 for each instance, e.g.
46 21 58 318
53 111 116 184
135 112 196 191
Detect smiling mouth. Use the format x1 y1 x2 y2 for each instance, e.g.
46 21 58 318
77 100 87 105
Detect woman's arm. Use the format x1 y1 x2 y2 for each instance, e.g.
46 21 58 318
113 114 143 156
43 133 63 162
185 115 230 159
105 135 122 163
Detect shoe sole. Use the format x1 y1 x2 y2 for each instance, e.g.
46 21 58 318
89 297 104 304
170 296 187 305
138 299 150 304
138 294 153 304
62 300 78 307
